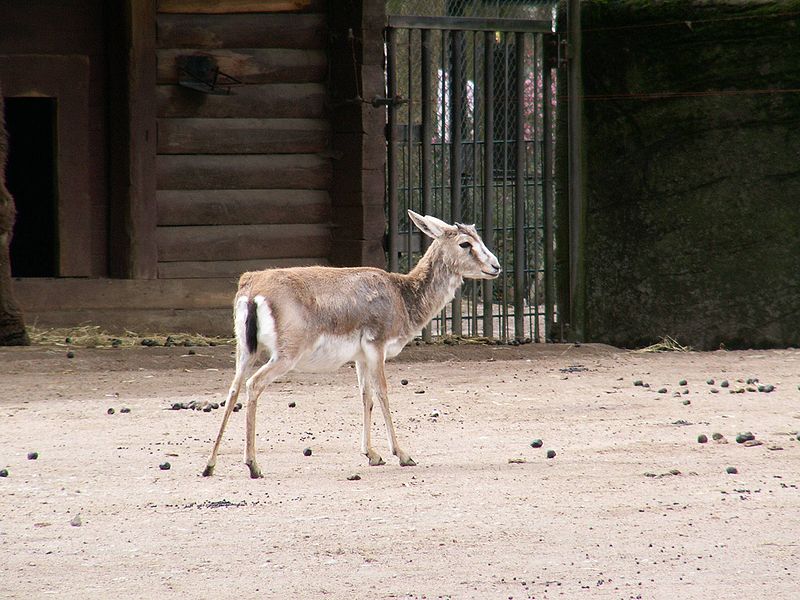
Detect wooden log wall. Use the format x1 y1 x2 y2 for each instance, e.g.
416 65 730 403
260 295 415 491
327 1 388 268
155 0 332 279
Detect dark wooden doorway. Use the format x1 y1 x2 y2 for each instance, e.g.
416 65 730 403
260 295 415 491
0 0 109 277
5 97 59 277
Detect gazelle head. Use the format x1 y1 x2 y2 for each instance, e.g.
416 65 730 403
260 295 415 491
408 210 502 280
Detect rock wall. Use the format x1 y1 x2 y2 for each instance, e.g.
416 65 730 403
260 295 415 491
579 0 800 348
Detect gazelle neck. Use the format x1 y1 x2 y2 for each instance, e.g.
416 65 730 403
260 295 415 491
402 240 463 331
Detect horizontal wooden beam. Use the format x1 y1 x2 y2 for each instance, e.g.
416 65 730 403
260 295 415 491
157 13 326 49
158 257 329 278
157 83 325 118
157 188 330 225
156 223 331 261
156 154 332 190
157 118 330 154
157 49 326 84
21 308 235 337
157 0 322 14
14 277 235 311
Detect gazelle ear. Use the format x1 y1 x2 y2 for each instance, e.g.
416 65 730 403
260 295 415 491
408 210 453 239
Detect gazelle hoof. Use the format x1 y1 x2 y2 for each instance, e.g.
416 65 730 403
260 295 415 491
202 465 215 477
366 449 385 466
400 456 417 467
246 461 264 479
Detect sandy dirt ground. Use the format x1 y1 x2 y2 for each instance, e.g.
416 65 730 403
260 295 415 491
1 342 799 599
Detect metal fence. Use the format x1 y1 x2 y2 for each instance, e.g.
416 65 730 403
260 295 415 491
385 15 559 342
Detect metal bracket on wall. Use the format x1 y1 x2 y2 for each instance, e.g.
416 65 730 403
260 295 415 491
371 94 408 108
177 55 241 95
558 35 571 67
543 34 565 69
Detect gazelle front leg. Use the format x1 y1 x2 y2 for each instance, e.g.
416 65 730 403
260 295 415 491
364 346 416 467
356 361 385 466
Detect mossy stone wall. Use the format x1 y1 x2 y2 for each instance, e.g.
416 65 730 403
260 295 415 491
580 0 800 349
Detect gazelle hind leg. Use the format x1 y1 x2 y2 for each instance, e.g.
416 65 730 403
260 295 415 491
356 361 385 466
244 355 294 479
202 347 254 476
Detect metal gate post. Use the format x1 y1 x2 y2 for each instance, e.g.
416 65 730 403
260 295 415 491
386 27 400 272
513 31 526 341
542 34 556 342
421 28 433 342
567 0 586 340
450 29 464 336
482 30 495 338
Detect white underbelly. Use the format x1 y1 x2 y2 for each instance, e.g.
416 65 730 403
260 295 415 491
294 334 363 373
384 336 410 360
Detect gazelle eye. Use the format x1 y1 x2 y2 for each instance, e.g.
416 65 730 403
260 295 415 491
459 241 472 249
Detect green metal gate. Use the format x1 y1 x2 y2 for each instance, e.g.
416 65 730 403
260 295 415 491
385 14 560 342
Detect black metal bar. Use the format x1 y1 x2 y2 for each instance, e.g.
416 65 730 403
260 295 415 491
567 0 586 341
437 29 448 337
450 29 464 336
514 32 526 341
387 27 399 272
532 33 541 343
421 28 433 343
482 30 495 338
542 35 556 342
468 31 478 336
450 31 464 225
388 16 552 34
405 28 414 273
421 29 433 235
501 33 510 341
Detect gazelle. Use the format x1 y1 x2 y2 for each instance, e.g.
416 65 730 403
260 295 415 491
202 210 501 478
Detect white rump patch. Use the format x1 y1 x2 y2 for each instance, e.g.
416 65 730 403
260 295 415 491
253 295 278 355
234 296 250 350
